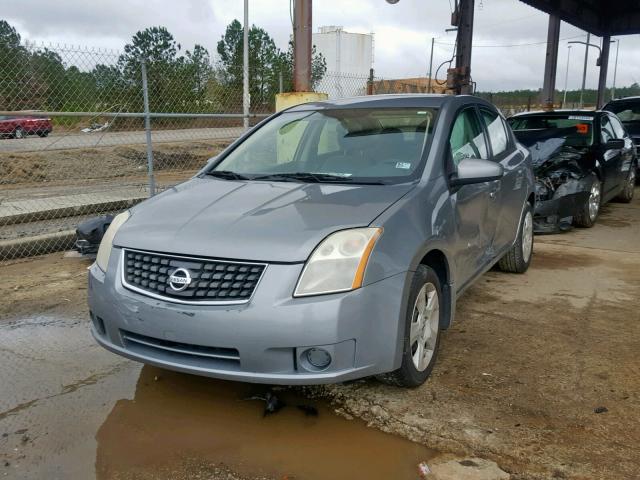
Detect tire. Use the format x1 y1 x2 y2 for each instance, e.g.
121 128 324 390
37 130 49 138
498 202 533 274
615 164 636 203
13 127 24 139
573 173 602 228
377 265 442 388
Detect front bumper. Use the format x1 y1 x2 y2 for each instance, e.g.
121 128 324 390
534 186 590 234
88 248 410 385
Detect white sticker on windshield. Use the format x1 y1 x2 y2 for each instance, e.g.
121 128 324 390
395 162 411 169
568 116 593 121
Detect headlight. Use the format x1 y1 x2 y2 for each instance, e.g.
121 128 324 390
294 228 382 297
95 211 130 272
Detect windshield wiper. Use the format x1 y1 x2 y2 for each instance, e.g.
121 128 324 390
206 170 250 180
252 172 384 185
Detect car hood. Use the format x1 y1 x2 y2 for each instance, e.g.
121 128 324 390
114 177 414 262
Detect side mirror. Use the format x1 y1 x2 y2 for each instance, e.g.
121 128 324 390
605 139 624 150
450 158 504 187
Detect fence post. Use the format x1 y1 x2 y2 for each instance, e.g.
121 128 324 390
140 58 156 197
367 68 374 95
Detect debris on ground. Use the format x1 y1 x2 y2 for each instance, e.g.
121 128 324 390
427 457 510 480
418 461 431 477
245 391 285 417
75 214 113 255
594 406 608 414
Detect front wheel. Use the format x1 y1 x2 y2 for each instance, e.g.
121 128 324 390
498 203 533 273
13 127 24 139
377 265 442 388
573 174 601 227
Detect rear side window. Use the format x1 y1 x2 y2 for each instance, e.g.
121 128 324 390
600 116 616 143
449 108 488 166
480 109 509 156
608 115 627 139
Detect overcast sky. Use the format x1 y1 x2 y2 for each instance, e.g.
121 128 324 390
4 0 640 92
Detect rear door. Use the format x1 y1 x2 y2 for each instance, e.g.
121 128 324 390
478 107 526 255
448 106 497 288
608 113 635 188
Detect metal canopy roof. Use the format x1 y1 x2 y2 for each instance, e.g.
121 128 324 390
519 0 640 36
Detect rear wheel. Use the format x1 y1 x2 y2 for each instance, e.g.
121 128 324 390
13 127 24 139
574 174 601 228
498 203 533 273
37 130 49 138
377 265 442 388
616 165 636 203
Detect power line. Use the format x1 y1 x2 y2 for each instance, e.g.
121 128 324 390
434 34 584 49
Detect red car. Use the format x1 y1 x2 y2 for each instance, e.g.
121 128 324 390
0 115 52 139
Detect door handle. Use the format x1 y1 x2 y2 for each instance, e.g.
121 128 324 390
489 190 497 199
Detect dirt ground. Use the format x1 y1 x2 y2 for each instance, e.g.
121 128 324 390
0 194 638 479
0 139 230 193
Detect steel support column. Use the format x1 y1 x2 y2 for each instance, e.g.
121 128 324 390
541 14 561 110
596 36 611 108
293 0 312 92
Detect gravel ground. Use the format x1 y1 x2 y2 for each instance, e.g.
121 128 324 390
0 192 638 479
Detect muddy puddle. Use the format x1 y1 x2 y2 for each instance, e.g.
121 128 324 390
1 314 434 480
97 366 435 480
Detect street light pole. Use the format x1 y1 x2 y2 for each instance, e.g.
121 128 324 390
243 0 249 130
611 39 620 100
563 45 572 107
427 37 434 93
579 33 590 108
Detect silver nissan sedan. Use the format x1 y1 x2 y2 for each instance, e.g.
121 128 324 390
89 95 535 387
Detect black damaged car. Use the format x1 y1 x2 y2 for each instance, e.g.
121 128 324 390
603 96 640 179
508 110 637 233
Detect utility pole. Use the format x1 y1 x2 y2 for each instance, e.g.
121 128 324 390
611 39 620 100
541 14 561 110
579 32 590 108
563 45 572 107
448 0 475 95
293 0 312 92
243 0 249 130
427 37 434 93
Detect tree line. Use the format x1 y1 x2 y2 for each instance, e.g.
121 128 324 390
0 19 327 114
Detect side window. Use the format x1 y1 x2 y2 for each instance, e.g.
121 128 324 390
600 116 616 143
449 108 488 167
608 115 627 139
480 109 509 157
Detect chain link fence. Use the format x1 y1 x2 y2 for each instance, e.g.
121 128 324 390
0 42 272 261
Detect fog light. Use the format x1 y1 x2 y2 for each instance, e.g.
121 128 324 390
305 348 332 369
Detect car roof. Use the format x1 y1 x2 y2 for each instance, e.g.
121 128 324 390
286 94 491 111
605 96 640 103
510 109 601 118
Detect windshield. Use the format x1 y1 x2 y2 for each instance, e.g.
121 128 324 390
508 115 594 147
209 107 437 184
604 102 640 124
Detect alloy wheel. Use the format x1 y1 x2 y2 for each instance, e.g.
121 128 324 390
409 282 439 372
626 168 636 198
521 210 533 263
588 181 601 221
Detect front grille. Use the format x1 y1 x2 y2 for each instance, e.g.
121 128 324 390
122 249 266 304
121 330 241 368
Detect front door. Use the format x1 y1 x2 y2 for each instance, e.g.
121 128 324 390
448 107 499 289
